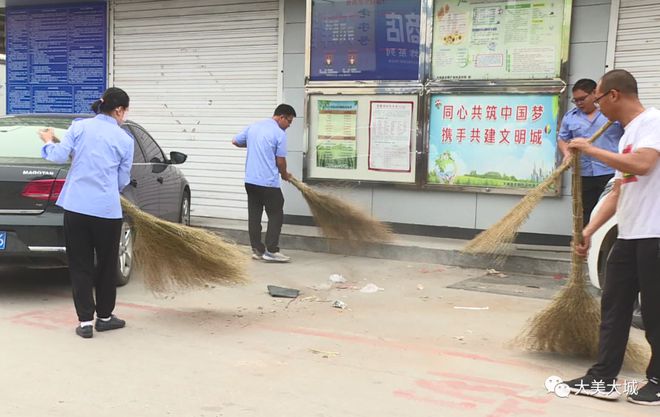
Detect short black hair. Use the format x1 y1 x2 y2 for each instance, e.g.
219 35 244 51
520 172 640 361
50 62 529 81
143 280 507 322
91 87 130 115
274 104 296 118
572 79 597 94
599 69 638 96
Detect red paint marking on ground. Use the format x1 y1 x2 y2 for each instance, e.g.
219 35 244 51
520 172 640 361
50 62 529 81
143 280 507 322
430 372 531 391
487 398 545 417
24 291 181 315
9 307 77 329
6 301 182 330
258 324 550 371
393 389 477 410
115 301 181 314
417 379 496 404
11 317 60 330
440 380 550 405
397 373 550 414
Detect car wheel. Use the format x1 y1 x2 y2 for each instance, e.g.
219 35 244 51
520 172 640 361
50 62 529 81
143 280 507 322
179 192 191 225
597 227 618 288
116 220 134 286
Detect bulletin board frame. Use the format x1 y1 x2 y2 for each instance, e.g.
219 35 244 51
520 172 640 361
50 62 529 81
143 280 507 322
422 83 568 196
426 0 574 84
304 87 423 184
302 0 575 196
6 2 108 114
305 0 429 88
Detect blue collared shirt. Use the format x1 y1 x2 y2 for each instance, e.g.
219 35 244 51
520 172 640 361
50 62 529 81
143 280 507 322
41 114 134 219
234 118 287 188
558 108 624 176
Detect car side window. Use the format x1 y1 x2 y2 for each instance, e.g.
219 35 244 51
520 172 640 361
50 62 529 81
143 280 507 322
122 126 146 163
129 125 165 164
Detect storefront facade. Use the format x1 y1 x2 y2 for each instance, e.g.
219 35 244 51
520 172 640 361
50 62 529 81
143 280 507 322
281 0 616 242
5 0 659 240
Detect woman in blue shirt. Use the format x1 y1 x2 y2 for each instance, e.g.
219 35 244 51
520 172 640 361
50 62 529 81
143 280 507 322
40 87 134 339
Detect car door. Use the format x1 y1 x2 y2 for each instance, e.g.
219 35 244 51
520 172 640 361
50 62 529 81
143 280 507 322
124 124 162 217
128 124 181 221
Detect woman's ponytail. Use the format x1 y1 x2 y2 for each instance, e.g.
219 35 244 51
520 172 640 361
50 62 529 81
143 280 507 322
90 99 103 114
90 88 129 115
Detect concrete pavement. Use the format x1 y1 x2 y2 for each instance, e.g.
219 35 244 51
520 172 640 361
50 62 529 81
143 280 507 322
193 217 573 277
0 249 653 417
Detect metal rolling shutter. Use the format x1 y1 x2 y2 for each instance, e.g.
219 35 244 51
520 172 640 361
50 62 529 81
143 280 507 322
613 0 660 108
111 0 280 219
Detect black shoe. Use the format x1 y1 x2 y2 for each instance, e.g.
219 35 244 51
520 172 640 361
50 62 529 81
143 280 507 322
76 325 93 339
95 315 126 332
563 374 620 400
627 378 660 406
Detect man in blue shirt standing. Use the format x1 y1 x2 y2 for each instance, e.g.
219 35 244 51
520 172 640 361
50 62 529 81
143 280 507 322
557 79 624 224
233 104 295 262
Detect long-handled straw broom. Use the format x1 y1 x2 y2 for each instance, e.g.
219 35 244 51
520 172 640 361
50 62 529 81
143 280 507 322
287 176 392 242
514 150 649 371
463 121 614 256
120 197 247 293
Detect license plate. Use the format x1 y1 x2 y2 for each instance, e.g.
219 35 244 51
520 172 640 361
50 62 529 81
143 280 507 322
0 232 5 250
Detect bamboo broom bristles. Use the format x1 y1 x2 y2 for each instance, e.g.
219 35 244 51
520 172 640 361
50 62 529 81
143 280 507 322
514 144 649 372
120 197 248 293
463 121 614 256
288 176 392 243
515 150 600 356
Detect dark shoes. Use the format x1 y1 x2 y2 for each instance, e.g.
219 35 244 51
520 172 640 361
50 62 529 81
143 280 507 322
75 315 126 338
627 378 660 406
563 374 620 400
75 325 93 339
95 315 126 332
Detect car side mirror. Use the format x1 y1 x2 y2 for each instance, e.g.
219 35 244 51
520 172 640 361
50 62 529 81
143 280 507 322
169 151 187 165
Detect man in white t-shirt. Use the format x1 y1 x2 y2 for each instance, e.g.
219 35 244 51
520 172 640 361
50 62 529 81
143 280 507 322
563 69 660 405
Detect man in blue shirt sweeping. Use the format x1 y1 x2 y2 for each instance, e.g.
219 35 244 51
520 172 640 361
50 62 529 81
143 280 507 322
557 78 624 224
233 104 296 262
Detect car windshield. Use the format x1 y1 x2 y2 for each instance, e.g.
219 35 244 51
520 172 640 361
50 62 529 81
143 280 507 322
0 116 74 163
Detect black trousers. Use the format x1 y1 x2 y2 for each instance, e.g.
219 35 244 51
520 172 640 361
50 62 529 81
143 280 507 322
245 183 284 253
582 174 613 225
588 238 660 379
63 210 122 322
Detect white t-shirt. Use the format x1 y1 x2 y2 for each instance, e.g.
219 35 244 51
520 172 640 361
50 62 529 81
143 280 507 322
615 107 660 239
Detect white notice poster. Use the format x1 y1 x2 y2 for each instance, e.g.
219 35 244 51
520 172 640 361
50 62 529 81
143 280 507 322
368 101 414 172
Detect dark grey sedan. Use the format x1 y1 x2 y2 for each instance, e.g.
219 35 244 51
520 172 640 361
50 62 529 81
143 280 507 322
0 114 191 285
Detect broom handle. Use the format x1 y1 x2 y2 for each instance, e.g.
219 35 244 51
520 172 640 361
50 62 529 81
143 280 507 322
569 120 613 242
570 122 613 266
556 120 614 174
570 140 589 287
572 146 585 254
586 120 614 144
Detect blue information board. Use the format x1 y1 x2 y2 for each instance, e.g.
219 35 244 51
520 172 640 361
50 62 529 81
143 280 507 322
6 3 107 114
310 0 421 81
